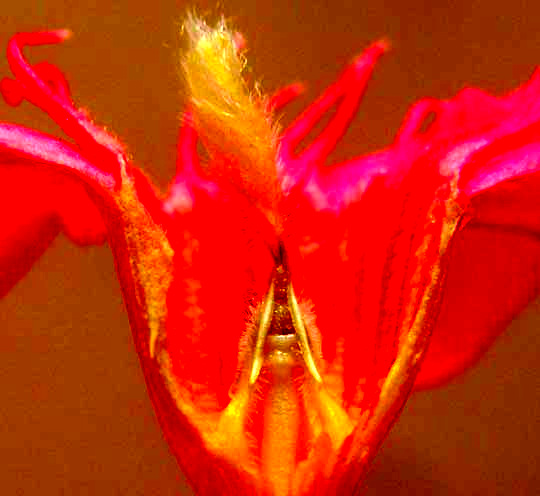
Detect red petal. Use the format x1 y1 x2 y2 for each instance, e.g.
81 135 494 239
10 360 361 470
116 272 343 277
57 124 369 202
2 30 125 172
0 165 106 298
406 74 540 389
165 190 275 407
164 116 276 406
415 222 540 389
0 166 58 297
278 41 388 195
266 82 305 113
416 169 540 390
280 50 540 402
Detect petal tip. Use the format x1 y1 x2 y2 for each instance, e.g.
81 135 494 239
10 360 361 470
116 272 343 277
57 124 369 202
0 77 23 106
351 38 390 72
55 28 72 41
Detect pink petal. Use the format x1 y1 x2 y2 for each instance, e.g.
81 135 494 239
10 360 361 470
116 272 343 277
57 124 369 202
0 124 115 188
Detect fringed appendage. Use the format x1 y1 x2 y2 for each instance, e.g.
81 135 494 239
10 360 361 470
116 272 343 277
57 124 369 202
181 15 282 227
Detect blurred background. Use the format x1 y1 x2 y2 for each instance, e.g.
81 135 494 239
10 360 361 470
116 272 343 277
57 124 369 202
1 0 540 494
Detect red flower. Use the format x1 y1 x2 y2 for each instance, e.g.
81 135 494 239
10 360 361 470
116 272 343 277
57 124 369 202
1 18 540 495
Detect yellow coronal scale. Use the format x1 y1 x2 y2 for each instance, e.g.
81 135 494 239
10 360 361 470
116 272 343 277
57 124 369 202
182 15 282 224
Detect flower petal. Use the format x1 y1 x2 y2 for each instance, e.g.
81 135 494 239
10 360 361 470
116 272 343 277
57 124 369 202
279 47 540 485
279 48 448 413
278 41 388 196
0 31 240 492
0 124 115 188
2 30 125 171
0 155 106 298
413 74 540 388
163 116 276 407
414 221 540 389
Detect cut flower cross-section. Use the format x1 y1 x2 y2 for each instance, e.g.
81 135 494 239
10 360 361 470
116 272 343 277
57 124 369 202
1 16 540 496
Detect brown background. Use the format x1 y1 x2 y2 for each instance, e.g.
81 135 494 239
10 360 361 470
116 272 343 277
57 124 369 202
1 0 540 494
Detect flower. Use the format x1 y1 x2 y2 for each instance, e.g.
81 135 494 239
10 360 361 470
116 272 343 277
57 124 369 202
1 16 540 496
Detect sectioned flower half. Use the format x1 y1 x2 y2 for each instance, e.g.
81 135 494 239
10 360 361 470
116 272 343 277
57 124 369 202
1 16 540 496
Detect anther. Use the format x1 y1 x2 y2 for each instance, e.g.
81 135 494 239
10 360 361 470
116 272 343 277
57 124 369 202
288 283 323 384
249 281 274 385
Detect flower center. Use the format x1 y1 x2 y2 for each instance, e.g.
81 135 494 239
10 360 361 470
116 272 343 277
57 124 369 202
248 253 322 387
233 248 342 494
